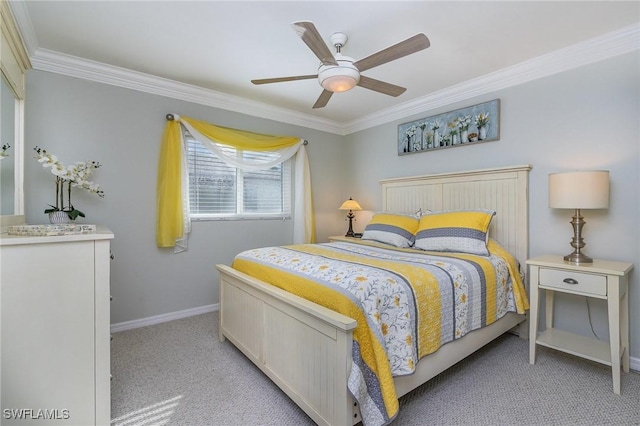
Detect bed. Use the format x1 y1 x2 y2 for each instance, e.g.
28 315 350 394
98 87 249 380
216 164 532 426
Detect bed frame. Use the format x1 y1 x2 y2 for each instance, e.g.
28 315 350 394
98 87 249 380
217 164 532 425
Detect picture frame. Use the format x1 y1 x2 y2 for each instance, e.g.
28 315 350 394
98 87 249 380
398 99 500 155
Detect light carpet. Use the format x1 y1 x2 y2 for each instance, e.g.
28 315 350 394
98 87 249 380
111 312 640 425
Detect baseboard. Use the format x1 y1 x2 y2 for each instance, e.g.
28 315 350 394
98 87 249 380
631 356 640 373
110 303 219 333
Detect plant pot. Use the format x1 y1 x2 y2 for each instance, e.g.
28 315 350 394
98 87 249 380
48 211 76 224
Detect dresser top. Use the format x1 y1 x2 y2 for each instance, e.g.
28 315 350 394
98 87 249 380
0 225 113 246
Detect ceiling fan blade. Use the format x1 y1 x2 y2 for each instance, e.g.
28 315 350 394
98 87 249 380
357 75 406 97
251 75 317 85
292 21 338 66
312 90 333 109
354 33 430 72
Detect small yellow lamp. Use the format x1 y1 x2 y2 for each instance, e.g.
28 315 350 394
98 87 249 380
339 197 362 237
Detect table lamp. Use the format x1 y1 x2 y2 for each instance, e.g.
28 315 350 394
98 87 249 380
549 170 609 264
339 197 362 237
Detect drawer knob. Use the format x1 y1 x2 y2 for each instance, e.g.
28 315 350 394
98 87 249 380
563 278 579 285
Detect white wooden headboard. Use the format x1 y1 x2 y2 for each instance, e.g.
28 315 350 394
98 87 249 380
380 165 532 265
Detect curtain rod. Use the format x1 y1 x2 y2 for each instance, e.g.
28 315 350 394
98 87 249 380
165 113 308 145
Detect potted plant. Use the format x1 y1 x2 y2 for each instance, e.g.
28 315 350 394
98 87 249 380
34 147 105 223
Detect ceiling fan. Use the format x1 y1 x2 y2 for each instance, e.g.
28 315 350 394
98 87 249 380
251 21 430 109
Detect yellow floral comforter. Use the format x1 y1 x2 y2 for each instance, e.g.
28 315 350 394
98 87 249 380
232 239 528 426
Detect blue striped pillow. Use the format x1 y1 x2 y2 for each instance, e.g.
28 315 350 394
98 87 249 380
414 210 495 255
361 213 420 248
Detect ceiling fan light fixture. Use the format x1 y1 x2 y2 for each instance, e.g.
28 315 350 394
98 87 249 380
253 22 430 108
320 73 358 92
318 59 360 92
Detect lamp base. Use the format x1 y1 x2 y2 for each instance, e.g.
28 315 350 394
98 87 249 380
563 208 594 264
345 211 355 237
563 251 593 264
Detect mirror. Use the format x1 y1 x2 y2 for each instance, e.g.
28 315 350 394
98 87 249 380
1 0 29 230
1 73 16 215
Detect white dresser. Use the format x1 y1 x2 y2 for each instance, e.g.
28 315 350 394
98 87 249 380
1 227 113 425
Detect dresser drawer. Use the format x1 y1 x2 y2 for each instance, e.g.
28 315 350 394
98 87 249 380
539 268 607 296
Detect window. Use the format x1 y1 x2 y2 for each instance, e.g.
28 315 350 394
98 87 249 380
186 135 292 220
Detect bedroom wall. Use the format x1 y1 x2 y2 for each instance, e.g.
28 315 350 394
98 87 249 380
23 70 346 324
21 51 640 360
342 51 640 359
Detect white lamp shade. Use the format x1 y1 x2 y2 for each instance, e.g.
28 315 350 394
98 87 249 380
320 74 358 92
339 198 362 211
549 170 609 209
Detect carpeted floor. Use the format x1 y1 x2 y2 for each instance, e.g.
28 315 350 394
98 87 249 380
111 312 640 425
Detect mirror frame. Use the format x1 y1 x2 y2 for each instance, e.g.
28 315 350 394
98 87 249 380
1 0 30 230
1 73 23 215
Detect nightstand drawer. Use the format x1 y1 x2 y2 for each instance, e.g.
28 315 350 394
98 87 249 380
539 268 607 296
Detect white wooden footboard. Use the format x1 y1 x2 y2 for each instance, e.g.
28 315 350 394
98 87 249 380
217 264 358 426
218 265 526 426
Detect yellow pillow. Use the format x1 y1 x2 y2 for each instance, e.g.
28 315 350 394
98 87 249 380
361 213 420 248
414 210 495 255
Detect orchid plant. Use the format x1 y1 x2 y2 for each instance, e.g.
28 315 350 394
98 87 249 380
34 146 105 220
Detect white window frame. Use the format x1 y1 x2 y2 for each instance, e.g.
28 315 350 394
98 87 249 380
186 135 292 221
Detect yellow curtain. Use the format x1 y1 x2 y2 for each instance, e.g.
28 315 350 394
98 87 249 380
156 121 184 247
157 115 315 248
183 117 301 151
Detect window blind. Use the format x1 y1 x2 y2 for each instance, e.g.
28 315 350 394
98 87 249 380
186 136 291 219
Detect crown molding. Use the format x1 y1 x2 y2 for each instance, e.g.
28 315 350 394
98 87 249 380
343 23 640 134
29 48 344 134
33 50 346 137
5 0 37 57
8 1 343 133
9 0 639 136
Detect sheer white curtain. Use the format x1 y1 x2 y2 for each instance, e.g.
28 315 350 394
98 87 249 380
171 115 314 252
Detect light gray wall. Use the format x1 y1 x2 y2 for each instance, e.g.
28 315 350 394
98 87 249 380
343 51 640 358
24 70 345 324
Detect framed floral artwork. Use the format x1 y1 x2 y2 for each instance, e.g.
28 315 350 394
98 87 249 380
397 99 500 155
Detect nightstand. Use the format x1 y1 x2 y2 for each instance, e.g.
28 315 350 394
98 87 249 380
526 255 634 395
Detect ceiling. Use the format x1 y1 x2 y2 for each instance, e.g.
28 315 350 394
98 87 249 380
10 1 640 133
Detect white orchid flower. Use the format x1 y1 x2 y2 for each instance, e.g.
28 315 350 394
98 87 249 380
33 146 105 217
51 163 69 177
